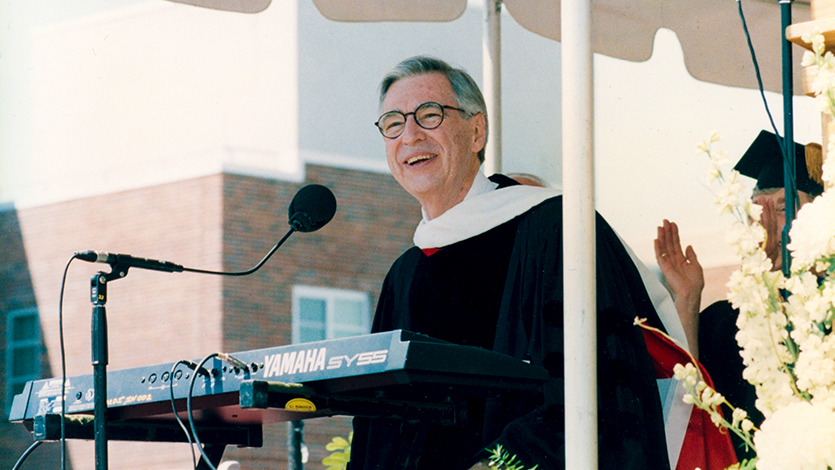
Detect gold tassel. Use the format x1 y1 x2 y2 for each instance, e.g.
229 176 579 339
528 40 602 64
806 142 824 186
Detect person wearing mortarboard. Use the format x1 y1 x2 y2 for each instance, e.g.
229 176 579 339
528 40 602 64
736 129 824 273
653 129 825 461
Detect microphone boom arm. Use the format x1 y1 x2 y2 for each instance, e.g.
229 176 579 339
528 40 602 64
181 226 296 276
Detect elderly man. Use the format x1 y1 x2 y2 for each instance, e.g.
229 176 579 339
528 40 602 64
655 130 824 461
348 56 675 470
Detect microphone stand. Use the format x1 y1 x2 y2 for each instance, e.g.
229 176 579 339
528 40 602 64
76 182 336 470
90 260 132 470
84 229 298 470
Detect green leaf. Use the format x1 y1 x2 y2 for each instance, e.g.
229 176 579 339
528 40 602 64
326 441 347 451
323 454 349 465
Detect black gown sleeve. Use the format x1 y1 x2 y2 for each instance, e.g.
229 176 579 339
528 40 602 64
698 300 762 461
483 197 671 470
349 249 427 470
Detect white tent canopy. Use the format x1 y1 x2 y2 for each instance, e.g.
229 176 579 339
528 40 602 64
178 0 810 94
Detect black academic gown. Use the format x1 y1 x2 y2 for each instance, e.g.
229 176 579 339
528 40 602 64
698 300 763 461
349 175 670 470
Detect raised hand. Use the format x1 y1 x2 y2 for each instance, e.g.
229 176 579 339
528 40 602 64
755 195 781 270
655 219 704 357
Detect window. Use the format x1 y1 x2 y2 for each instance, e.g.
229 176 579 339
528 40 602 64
292 286 370 344
6 307 41 410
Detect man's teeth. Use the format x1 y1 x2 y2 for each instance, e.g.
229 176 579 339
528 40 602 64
407 154 436 165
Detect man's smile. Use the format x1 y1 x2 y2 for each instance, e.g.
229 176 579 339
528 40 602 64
406 153 437 165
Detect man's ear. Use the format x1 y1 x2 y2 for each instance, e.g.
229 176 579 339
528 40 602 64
470 112 487 153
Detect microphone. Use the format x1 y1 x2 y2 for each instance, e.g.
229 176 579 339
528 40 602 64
288 184 337 232
75 251 184 273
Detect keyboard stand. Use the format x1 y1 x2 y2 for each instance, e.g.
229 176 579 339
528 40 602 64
31 413 262 468
239 379 467 426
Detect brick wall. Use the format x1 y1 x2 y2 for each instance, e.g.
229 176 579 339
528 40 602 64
0 209 67 469
219 165 420 353
0 165 420 470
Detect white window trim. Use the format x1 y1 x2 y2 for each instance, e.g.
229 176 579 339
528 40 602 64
291 286 370 344
6 307 40 412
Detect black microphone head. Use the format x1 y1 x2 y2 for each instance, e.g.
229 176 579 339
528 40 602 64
288 184 337 232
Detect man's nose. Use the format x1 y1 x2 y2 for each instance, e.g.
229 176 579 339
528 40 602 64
400 115 426 144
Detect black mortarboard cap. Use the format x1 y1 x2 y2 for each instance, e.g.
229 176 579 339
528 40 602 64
734 130 824 196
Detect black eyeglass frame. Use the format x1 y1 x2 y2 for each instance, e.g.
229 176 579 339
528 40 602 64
375 101 471 139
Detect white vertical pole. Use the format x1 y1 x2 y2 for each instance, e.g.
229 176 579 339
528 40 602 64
561 0 597 469
482 0 502 175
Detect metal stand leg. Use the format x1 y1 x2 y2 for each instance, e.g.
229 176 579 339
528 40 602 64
288 420 304 470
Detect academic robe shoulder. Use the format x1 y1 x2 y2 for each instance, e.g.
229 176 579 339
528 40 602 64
351 194 669 470
483 196 670 470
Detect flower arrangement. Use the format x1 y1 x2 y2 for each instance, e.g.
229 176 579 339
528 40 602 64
675 30 835 470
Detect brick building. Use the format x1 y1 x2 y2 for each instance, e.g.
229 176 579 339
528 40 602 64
0 164 419 469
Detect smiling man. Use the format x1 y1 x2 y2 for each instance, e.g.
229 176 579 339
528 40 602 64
378 70 485 219
347 56 689 470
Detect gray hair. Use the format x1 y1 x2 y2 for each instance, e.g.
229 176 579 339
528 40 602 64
751 186 815 207
751 187 782 198
379 56 488 163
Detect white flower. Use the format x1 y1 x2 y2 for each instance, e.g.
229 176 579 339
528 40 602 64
725 221 765 257
794 334 835 393
700 385 725 407
803 50 817 67
814 33 827 55
673 362 701 387
802 31 826 56
731 407 748 426
709 147 730 167
745 199 763 222
822 280 835 308
696 132 721 155
785 271 823 298
754 401 835 470
788 192 835 269
705 165 721 185
823 141 835 185
714 171 746 215
741 418 754 433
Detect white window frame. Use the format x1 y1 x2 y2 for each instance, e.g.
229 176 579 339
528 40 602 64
291 286 370 344
6 307 41 411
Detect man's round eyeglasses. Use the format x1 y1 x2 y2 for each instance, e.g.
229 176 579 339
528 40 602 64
375 102 470 139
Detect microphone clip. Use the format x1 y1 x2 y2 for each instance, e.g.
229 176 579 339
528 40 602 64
76 251 131 283
102 258 132 281
90 264 129 307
